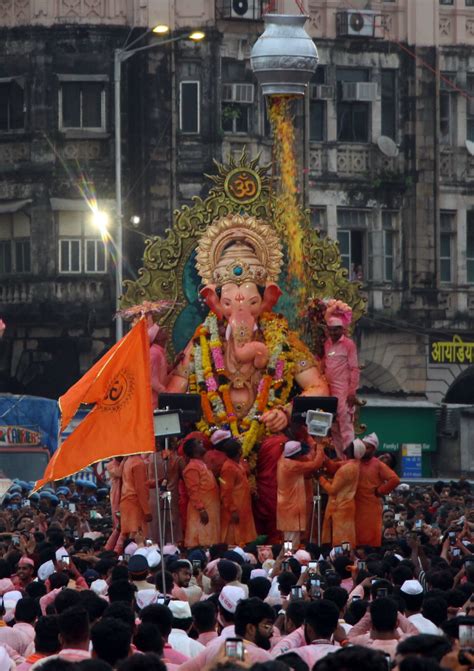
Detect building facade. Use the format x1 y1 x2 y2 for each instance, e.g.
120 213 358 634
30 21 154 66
1 0 474 472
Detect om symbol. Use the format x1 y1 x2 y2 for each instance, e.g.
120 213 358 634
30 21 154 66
101 370 133 410
225 169 260 204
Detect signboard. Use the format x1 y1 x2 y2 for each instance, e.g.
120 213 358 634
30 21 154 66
401 444 422 479
360 405 437 453
429 335 474 365
0 426 41 447
0 395 60 453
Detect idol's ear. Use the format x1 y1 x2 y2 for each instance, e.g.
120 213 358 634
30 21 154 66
260 283 283 313
200 285 224 319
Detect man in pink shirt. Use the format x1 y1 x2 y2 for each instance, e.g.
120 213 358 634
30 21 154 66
56 607 91 663
10 598 37 656
16 615 60 671
322 314 359 459
349 597 411 659
288 600 340 667
179 597 274 671
12 558 35 592
191 601 218 646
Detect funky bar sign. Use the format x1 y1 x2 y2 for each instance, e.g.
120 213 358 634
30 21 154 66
430 335 474 364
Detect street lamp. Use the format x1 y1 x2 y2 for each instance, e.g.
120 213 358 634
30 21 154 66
114 28 205 341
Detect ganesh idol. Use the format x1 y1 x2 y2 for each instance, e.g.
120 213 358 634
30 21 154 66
166 213 329 539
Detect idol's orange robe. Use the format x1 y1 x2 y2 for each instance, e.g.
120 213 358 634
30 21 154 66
220 458 257 545
319 460 360 547
120 455 151 535
183 458 220 547
355 457 400 546
276 448 325 534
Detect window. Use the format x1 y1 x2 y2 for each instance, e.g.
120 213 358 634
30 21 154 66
440 233 452 282
0 79 24 132
336 69 370 143
59 77 106 131
60 239 81 273
15 240 31 273
179 81 200 134
311 207 327 233
222 103 250 133
382 211 397 282
440 211 455 283
85 239 106 273
0 241 12 274
440 74 456 145
467 75 474 141
337 209 369 280
440 0 454 4
57 210 107 274
0 212 31 274
467 211 474 283
310 67 327 142
221 59 254 135
467 0 474 5
384 230 394 281
381 70 397 140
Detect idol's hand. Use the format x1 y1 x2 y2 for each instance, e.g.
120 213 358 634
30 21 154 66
261 408 288 432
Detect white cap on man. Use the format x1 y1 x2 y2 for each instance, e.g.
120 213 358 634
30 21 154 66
363 432 379 450
283 441 302 458
400 579 423 596
218 585 245 614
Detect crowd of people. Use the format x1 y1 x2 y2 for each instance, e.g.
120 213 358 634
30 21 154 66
0 470 472 671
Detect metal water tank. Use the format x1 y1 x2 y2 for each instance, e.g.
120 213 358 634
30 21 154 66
250 14 319 97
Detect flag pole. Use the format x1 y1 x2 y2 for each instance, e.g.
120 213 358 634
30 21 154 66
153 440 167 593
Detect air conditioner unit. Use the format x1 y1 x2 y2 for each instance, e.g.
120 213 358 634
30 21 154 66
342 82 378 101
230 0 259 20
336 10 376 38
310 84 335 100
222 83 255 103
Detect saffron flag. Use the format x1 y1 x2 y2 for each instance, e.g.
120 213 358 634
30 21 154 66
34 319 155 491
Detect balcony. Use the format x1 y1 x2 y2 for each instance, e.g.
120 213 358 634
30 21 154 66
309 142 405 180
0 278 112 305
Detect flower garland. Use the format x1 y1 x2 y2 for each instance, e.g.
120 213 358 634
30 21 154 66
191 311 294 457
268 96 305 288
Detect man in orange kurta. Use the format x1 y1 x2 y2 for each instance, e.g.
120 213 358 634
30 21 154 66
120 455 152 535
182 437 220 547
276 440 325 545
319 439 366 547
355 432 400 547
220 440 257 545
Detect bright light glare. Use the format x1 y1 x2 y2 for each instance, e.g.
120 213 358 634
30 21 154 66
152 24 170 34
189 31 205 41
92 209 109 236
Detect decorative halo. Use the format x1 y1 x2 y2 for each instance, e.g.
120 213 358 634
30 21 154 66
195 213 283 286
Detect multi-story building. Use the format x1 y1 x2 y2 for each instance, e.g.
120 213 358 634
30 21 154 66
1 0 474 474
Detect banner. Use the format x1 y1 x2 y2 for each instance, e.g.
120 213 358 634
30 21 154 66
429 335 474 365
0 395 59 452
34 319 154 490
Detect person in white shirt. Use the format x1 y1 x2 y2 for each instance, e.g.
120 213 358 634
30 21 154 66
400 580 443 635
167 600 205 659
